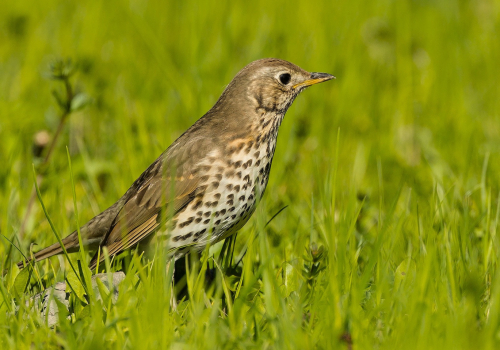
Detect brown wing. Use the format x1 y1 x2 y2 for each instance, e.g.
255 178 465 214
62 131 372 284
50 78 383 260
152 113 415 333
89 133 212 269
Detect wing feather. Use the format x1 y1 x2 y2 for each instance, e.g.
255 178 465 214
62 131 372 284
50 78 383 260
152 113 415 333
88 135 210 269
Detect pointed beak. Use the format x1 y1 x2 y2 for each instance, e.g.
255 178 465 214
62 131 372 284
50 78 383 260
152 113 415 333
293 72 336 89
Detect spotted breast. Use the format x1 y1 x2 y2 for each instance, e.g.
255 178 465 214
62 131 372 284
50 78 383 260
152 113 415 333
160 115 282 253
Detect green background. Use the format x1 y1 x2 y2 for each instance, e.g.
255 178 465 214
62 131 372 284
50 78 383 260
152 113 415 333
1 0 500 348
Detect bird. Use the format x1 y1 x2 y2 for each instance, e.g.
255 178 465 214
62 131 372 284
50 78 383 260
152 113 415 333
17 58 334 271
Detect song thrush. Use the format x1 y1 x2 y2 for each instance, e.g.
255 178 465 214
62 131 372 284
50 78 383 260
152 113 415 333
19 58 334 270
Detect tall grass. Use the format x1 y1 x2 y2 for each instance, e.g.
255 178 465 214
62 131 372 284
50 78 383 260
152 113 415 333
1 0 500 348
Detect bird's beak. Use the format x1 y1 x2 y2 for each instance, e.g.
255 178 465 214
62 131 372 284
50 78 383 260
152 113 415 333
293 72 336 89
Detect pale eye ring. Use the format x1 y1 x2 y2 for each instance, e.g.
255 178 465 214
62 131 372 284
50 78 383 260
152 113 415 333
279 73 291 85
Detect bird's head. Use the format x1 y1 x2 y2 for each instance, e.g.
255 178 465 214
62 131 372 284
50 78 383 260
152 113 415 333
206 58 334 133
231 58 334 114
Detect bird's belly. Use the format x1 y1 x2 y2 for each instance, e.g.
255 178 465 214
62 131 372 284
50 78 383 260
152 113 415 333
155 141 275 253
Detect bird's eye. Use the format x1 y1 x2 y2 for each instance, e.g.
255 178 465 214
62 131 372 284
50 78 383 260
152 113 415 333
279 73 291 85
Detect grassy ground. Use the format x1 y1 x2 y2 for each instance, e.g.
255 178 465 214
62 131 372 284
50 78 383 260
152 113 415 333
1 0 500 348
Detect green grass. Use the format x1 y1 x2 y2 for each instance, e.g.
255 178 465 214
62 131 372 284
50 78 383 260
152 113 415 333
1 0 500 348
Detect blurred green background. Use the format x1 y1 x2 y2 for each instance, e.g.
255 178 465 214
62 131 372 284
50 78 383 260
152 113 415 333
1 0 500 349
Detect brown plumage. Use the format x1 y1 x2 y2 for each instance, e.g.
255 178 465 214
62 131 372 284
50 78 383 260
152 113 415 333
18 58 334 270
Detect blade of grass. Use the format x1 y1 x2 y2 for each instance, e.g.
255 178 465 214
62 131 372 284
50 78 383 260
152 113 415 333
32 164 87 295
67 148 93 300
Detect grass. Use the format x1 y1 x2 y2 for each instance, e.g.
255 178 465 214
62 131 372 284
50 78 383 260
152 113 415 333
1 0 500 348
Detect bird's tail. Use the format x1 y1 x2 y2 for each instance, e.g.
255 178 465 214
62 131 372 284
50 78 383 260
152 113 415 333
16 232 79 270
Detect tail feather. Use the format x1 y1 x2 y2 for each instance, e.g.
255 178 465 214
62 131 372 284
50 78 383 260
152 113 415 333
16 233 79 269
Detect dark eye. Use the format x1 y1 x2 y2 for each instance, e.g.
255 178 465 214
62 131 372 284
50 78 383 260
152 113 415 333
279 73 291 85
